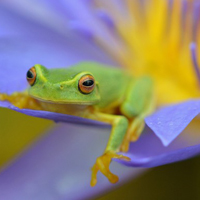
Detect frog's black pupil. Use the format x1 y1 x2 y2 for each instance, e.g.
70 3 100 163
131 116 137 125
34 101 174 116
27 70 34 79
83 80 94 86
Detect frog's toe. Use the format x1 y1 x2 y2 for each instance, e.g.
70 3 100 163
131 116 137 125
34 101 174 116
107 172 119 184
90 164 98 187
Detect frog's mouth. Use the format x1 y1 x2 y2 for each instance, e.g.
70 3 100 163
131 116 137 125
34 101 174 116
31 95 100 105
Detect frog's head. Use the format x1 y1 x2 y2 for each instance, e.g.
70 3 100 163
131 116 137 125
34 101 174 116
26 64 100 105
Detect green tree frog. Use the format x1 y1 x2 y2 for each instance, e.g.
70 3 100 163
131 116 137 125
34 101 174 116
0 63 154 186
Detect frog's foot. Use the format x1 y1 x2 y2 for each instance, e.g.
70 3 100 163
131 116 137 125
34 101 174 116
90 151 130 187
120 119 145 152
0 92 42 110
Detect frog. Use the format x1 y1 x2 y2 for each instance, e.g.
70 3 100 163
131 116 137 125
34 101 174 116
0 62 155 186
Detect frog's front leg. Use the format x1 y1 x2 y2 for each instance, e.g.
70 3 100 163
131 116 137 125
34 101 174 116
0 92 42 110
120 76 155 152
86 111 130 187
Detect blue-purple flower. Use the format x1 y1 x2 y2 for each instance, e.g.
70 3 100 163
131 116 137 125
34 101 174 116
1 0 200 199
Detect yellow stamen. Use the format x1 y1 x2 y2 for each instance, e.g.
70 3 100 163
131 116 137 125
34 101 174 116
94 0 200 106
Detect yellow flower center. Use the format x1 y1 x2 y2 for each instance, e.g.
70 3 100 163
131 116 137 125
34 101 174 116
93 0 200 106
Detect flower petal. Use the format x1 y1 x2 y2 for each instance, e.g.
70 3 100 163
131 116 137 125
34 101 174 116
145 100 200 146
0 101 107 126
1 0 126 55
118 122 200 167
0 123 143 199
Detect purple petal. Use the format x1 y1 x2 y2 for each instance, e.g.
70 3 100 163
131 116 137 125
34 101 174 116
145 100 200 146
0 123 143 200
118 123 200 167
0 101 107 126
69 20 95 40
0 5 116 61
2 1 121 48
0 1 70 35
95 9 115 30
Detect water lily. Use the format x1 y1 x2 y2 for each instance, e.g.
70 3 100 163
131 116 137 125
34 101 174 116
0 0 200 199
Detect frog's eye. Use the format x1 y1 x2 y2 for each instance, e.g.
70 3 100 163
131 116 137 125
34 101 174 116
79 75 95 94
26 67 36 86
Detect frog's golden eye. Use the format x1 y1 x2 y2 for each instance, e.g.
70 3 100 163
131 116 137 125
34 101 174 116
79 75 95 94
26 67 36 86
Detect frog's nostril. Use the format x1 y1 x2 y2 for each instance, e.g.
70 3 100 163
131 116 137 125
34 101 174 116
60 85 64 90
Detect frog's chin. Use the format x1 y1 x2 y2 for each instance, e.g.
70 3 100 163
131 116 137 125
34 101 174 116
31 95 99 105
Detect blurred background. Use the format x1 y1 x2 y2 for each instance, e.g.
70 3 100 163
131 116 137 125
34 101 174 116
1 107 200 200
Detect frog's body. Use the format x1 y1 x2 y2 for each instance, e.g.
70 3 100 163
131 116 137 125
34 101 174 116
0 62 155 186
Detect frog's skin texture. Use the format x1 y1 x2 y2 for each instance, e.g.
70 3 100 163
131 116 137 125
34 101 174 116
0 63 155 186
